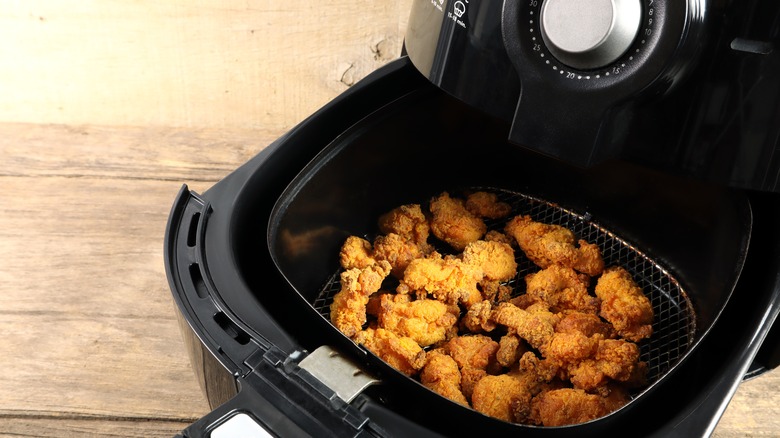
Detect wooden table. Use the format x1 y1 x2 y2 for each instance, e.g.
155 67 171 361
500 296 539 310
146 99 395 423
1 122 778 437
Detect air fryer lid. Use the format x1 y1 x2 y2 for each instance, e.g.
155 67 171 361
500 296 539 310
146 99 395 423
266 88 751 434
403 0 780 193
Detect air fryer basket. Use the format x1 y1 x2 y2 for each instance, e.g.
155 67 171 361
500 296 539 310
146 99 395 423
263 87 751 434
312 187 696 395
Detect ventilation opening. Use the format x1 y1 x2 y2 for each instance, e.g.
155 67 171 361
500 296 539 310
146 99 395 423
188 263 209 299
214 311 251 345
187 212 201 247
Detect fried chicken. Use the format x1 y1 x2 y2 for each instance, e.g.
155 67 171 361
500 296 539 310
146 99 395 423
462 240 518 283
555 311 616 339
524 264 599 314
461 300 497 333
504 215 604 276
376 293 459 347
567 338 644 392
472 374 534 422
354 327 426 376
531 388 610 426
378 203 430 245
443 335 501 399
339 235 376 270
429 192 487 251
491 302 555 350
465 191 512 220
372 232 433 278
594 267 654 342
330 261 392 338
397 252 483 308
496 334 529 368
420 349 469 406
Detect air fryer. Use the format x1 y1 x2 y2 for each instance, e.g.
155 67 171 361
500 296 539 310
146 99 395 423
165 1 780 437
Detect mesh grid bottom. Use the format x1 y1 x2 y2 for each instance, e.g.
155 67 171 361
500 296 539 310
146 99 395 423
311 187 696 387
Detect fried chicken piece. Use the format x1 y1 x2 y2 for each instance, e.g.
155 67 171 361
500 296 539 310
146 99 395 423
462 300 497 333
484 230 514 246
376 293 459 347
567 338 643 392
525 264 599 314
462 240 518 282
472 374 534 422
478 280 513 302
491 302 555 350
594 267 654 342
378 203 430 244
372 232 433 278
397 253 483 308
354 327 426 376
330 261 392 338
504 215 604 276
465 191 512 220
555 311 616 339
429 192 487 251
531 388 610 426
339 236 376 270
444 335 501 399
496 334 529 368
420 350 469 406
541 331 601 370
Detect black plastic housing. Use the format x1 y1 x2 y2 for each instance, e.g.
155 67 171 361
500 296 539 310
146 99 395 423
165 57 780 437
403 0 780 192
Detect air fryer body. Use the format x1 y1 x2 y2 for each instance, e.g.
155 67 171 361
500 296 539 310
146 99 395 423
404 0 780 192
165 1 780 436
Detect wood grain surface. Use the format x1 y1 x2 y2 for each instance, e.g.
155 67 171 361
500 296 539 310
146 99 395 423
1 122 779 437
1 1 779 436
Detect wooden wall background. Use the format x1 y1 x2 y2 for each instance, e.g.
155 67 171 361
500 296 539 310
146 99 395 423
0 0 412 130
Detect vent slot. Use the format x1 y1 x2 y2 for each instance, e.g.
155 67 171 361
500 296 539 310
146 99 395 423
188 263 209 299
187 212 201 248
214 311 251 346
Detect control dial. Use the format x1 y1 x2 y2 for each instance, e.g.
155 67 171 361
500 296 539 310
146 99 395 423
540 0 642 70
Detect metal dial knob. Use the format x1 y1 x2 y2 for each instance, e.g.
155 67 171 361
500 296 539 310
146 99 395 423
540 0 642 70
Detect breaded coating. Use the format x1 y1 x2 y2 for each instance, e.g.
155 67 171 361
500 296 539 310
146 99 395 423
567 338 643 392
372 232 433 278
354 327 426 376
376 293 459 347
531 388 610 426
462 240 518 282
484 230 514 246
330 191 658 426
594 267 653 342
444 335 501 399
378 203 430 244
496 334 529 368
504 215 604 276
541 331 601 370
462 300 497 333
465 191 512 220
330 261 392 338
525 264 599 314
339 236 376 270
555 311 616 339
472 374 534 422
491 302 555 350
397 253 483 308
420 350 469 406
429 192 487 251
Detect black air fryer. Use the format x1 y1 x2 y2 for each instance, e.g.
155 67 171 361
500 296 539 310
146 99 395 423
165 1 780 436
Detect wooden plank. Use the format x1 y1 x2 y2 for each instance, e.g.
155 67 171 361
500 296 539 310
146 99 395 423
1 122 779 436
0 1 413 130
0 417 193 438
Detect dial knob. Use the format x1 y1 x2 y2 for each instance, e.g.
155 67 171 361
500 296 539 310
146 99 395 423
540 0 642 70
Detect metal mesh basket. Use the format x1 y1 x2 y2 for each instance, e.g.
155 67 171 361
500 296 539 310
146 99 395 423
312 187 696 390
